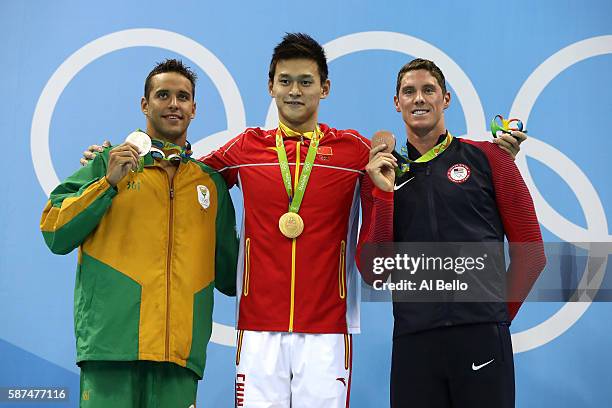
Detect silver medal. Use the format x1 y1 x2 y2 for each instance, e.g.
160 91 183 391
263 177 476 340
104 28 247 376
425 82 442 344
125 131 152 156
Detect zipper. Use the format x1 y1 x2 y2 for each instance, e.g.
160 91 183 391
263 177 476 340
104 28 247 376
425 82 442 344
289 140 300 332
425 163 449 314
425 163 438 240
165 172 175 360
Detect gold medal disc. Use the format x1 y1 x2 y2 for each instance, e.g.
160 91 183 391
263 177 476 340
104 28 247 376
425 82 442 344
278 212 304 239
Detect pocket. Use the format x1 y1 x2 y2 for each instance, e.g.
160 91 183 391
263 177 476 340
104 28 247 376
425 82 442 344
242 238 251 296
235 329 244 366
338 240 346 299
343 334 351 370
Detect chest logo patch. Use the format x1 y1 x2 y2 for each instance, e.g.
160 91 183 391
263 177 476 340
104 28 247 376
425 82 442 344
447 163 471 183
197 185 210 209
317 145 333 161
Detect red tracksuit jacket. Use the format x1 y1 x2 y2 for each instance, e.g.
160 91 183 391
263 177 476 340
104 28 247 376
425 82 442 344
201 123 386 334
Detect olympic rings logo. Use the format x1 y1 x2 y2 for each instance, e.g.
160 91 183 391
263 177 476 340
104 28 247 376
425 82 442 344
30 29 612 352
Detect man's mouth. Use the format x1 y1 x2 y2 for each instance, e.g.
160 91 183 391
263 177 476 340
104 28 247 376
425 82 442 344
411 109 430 116
285 101 304 106
163 114 183 120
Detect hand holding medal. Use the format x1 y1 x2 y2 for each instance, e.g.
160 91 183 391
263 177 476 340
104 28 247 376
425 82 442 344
366 130 398 192
105 131 148 187
125 131 152 173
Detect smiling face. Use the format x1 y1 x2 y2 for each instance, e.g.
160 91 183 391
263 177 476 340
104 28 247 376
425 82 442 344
268 58 330 133
141 72 196 145
394 69 450 139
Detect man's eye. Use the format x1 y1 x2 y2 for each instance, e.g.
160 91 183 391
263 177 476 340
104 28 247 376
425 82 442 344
279 79 289 85
301 80 312 86
178 94 189 100
158 92 168 98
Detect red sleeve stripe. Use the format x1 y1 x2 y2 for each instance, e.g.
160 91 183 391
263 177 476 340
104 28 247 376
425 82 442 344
356 174 394 285
463 139 546 320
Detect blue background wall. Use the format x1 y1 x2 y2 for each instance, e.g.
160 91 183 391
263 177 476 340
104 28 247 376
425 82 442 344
1 0 611 406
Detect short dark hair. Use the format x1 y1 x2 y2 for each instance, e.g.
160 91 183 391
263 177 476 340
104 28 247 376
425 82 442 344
268 33 328 84
395 58 447 96
144 59 198 99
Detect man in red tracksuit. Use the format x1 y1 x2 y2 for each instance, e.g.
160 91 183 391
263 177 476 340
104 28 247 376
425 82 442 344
200 33 384 408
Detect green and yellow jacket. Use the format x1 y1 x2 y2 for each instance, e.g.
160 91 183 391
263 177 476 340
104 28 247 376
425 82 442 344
40 147 238 378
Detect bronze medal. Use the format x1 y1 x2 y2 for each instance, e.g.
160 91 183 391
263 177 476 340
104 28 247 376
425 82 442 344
371 130 396 153
278 212 304 239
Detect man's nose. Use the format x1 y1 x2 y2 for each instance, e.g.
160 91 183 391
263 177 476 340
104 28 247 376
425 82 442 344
289 82 302 97
168 95 179 108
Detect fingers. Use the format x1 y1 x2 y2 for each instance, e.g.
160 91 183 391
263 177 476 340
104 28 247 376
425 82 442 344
367 152 398 177
369 144 389 160
103 140 111 148
112 143 140 157
510 130 527 144
500 132 520 150
493 133 521 160
373 151 398 165
123 142 140 155
376 156 399 169
109 143 140 169
80 158 89 167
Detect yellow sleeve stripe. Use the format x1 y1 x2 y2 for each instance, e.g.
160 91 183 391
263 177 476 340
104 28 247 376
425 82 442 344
40 178 113 232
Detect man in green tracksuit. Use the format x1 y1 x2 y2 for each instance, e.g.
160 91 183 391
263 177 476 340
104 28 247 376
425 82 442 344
40 59 238 408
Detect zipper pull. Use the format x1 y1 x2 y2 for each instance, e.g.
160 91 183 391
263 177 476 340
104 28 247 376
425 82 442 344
170 187 174 199
426 164 431 176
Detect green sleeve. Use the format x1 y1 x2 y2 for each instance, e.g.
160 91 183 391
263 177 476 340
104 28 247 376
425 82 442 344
40 149 117 255
211 171 238 296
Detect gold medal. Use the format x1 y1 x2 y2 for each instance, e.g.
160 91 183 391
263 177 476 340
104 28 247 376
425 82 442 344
278 212 304 239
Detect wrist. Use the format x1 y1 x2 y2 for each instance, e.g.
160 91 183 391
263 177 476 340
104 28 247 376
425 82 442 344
105 175 117 188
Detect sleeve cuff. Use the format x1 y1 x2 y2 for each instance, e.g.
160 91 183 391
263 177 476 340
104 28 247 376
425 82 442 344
372 186 394 201
99 177 118 196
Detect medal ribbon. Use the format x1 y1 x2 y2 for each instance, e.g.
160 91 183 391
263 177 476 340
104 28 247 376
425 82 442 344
275 126 320 213
397 132 453 173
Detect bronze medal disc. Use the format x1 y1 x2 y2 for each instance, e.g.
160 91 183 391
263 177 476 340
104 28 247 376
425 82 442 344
278 212 304 239
371 130 396 153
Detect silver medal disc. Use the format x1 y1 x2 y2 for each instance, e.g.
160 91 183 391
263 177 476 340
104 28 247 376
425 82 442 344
125 131 152 156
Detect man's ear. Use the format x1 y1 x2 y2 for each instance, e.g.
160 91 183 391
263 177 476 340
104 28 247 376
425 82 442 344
320 79 331 99
141 96 149 116
268 80 274 97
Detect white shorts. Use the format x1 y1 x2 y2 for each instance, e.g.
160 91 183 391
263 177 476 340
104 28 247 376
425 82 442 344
235 330 353 408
